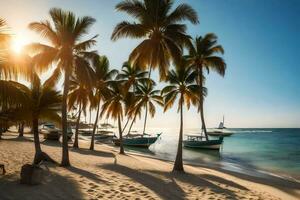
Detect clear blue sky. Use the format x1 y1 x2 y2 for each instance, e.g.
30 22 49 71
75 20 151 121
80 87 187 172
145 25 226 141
1 0 299 128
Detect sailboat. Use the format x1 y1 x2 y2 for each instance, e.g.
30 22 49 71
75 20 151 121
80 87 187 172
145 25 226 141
207 116 233 137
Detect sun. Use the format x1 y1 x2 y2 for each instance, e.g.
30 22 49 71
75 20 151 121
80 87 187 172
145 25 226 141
11 35 28 54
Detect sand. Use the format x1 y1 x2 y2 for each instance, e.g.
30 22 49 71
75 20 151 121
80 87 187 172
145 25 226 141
0 131 299 200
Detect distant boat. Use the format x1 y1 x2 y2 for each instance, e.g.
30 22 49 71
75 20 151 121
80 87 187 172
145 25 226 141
113 133 161 148
183 134 223 150
207 116 233 137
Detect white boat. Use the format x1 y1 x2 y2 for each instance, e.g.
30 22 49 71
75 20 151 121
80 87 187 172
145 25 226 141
207 116 233 137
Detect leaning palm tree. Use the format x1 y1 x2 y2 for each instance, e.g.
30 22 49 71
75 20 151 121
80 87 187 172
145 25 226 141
186 34 226 139
111 0 199 80
27 8 98 166
0 72 62 164
129 81 163 135
162 59 205 172
89 55 117 150
68 77 94 148
101 81 128 154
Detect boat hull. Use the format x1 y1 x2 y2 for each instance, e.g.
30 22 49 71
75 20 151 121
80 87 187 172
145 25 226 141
183 139 223 150
113 135 160 148
207 131 233 137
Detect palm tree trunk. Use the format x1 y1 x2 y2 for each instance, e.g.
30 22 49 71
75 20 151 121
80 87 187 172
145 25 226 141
142 104 148 135
197 67 208 141
127 112 137 135
90 100 101 150
121 118 129 134
173 95 184 172
32 117 42 164
18 122 24 137
73 102 82 148
118 114 124 154
61 69 71 167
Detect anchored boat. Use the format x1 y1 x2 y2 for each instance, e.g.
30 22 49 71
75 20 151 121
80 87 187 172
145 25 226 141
207 116 233 137
183 134 223 150
113 133 161 148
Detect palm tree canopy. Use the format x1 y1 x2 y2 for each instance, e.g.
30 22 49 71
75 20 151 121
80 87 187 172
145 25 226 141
26 8 98 86
186 33 226 76
111 0 199 79
162 59 207 112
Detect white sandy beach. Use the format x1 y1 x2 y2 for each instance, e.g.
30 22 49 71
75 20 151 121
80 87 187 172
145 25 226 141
0 131 299 200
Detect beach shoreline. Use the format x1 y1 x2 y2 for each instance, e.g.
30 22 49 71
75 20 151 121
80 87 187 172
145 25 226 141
1 131 299 200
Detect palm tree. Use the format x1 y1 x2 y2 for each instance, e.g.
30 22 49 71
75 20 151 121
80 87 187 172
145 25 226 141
111 0 199 80
186 34 226 139
89 55 117 150
0 72 62 164
101 81 128 154
162 59 205 172
27 8 98 166
68 77 94 148
130 81 163 135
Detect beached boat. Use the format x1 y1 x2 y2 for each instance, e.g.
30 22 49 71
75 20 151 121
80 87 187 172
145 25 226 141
183 134 223 150
40 123 73 140
113 133 161 148
207 116 233 137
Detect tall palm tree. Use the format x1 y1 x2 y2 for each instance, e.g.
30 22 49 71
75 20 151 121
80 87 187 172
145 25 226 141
68 77 93 148
162 59 205 172
101 81 128 154
130 81 163 135
27 8 98 166
89 55 117 150
111 0 199 80
0 73 62 164
186 34 226 139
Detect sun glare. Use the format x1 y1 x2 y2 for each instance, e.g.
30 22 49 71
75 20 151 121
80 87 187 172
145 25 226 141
11 35 28 54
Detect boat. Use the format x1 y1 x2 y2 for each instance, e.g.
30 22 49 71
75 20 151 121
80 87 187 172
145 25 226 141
183 134 223 150
207 116 233 137
40 123 73 140
113 133 161 148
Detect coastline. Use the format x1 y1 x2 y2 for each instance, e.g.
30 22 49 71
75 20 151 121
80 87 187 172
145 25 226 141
0 131 299 200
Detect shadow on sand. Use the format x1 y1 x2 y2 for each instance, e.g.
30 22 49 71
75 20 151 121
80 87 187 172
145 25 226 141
0 171 83 199
70 148 115 158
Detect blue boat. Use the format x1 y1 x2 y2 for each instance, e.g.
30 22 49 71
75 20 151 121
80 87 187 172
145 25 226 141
113 133 161 148
183 134 223 150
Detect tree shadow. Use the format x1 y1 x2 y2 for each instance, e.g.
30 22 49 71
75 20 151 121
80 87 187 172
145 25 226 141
101 163 186 200
66 166 107 184
70 148 115 158
0 171 83 199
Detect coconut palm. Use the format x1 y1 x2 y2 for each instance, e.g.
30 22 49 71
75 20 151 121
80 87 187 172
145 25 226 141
68 77 94 148
111 0 199 80
27 8 98 166
101 81 128 154
89 55 117 150
129 81 163 135
0 72 61 164
162 59 206 172
186 34 226 139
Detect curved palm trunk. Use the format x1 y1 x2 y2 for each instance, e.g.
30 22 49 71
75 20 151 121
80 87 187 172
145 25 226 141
142 104 148 135
197 67 209 141
173 95 184 172
127 112 137 135
90 100 101 150
73 102 82 148
118 114 124 154
61 70 70 166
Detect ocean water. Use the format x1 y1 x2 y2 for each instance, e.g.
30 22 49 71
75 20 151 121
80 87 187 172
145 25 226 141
118 128 300 181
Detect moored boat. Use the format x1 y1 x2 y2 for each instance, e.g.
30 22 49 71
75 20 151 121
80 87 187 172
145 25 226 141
113 133 161 148
183 134 223 150
207 116 233 137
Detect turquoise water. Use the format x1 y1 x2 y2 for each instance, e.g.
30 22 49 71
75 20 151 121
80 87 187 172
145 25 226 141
122 128 300 181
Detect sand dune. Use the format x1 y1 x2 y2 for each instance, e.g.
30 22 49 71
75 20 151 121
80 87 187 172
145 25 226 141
0 132 299 200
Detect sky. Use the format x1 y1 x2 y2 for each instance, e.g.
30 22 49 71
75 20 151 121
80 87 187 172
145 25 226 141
0 0 299 128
